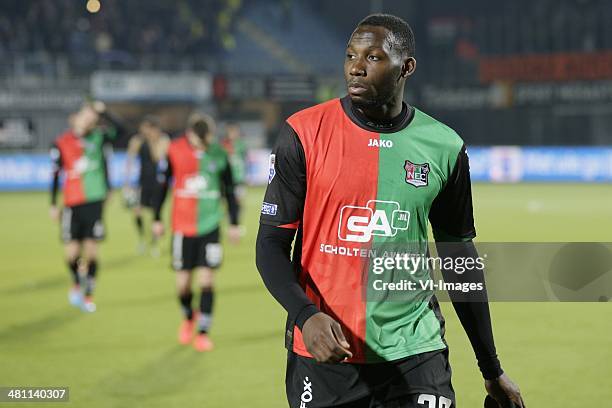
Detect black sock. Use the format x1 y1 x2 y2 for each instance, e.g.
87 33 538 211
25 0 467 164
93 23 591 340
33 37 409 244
178 292 193 320
198 288 214 333
135 215 144 237
67 258 80 286
85 260 97 297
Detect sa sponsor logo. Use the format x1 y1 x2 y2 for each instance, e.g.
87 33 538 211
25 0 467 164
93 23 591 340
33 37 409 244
338 200 410 243
300 376 312 408
69 157 96 177
404 160 430 187
74 157 89 173
184 174 208 193
367 138 393 148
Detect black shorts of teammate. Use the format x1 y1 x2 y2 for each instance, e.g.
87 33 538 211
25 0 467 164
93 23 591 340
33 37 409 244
286 348 455 408
61 201 105 243
171 228 223 271
138 184 158 209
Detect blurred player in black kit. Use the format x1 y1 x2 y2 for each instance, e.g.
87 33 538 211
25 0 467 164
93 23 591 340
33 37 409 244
123 115 170 256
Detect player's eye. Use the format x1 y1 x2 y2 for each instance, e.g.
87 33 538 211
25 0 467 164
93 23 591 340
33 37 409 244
346 53 356 60
368 55 381 61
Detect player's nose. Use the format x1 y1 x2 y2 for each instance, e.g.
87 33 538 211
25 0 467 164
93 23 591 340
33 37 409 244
349 59 367 76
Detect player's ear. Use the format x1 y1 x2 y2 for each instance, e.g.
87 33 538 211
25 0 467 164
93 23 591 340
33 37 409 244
401 57 416 78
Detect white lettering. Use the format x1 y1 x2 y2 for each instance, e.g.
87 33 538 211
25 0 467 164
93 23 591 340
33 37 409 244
367 138 393 148
300 377 313 407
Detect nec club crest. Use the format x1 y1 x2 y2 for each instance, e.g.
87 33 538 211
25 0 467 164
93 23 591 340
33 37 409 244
404 160 430 187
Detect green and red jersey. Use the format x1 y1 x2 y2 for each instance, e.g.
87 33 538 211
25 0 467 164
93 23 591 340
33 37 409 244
158 136 237 237
260 96 475 363
51 129 113 207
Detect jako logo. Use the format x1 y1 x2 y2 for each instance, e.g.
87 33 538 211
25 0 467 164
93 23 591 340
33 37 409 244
338 200 410 243
368 138 393 148
300 376 312 408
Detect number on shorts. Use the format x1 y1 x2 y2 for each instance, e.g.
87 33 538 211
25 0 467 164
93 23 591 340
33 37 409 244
205 243 223 267
417 394 452 408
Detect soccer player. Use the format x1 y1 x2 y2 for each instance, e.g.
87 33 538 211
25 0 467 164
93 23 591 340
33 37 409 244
256 14 525 408
153 114 241 352
123 115 170 255
50 101 122 313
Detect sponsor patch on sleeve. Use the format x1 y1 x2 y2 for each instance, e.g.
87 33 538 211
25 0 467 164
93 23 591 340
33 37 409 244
261 202 278 216
268 154 276 184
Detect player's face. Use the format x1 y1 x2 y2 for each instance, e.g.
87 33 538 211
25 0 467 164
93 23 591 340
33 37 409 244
140 123 156 140
226 125 240 140
73 105 99 135
344 26 412 108
139 123 148 137
186 129 209 149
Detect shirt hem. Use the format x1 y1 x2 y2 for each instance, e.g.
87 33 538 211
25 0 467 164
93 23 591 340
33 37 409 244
292 340 447 363
366 341 447 363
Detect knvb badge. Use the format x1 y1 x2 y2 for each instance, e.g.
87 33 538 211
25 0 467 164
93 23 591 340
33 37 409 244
261 202 278 216
404 160 430 187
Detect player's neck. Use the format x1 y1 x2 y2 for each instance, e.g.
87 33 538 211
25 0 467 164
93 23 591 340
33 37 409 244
72 126 86 137
344 95 411 133
356 92 404 123
357 104 401 123
187 139 207 152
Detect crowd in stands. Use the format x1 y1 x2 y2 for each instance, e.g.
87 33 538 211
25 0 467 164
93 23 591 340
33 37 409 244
0 0 241 58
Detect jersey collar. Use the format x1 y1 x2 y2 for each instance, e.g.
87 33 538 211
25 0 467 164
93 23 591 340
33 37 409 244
340 95 415 134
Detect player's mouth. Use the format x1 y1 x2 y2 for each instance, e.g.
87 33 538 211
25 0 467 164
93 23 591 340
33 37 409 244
348 83 368 95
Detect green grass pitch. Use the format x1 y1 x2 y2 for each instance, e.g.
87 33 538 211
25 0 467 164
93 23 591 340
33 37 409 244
0 184 611 407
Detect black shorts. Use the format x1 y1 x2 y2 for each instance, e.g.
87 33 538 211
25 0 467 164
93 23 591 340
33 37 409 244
61 201 105 243
171 228 222 271
286 349 454 408
138 183 158 209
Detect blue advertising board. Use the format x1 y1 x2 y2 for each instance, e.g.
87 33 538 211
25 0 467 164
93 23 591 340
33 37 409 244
0 147 610 191
468 147 612 182
0 153 135 191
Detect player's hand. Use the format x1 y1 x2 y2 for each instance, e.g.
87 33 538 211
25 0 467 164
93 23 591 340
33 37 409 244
152 221 164 238
92 101 106 114
49 206 60 221
228 225 242 245
485 373 526 407
302 312 352 364
122 186 135 206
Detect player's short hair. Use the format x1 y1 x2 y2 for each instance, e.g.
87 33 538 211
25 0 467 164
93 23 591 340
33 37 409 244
357 13 415 58
188 113 215 140
140 115 161 129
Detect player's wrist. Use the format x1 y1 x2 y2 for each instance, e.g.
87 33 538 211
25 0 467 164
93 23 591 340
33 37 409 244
294 304 320 330
479 356 504 380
